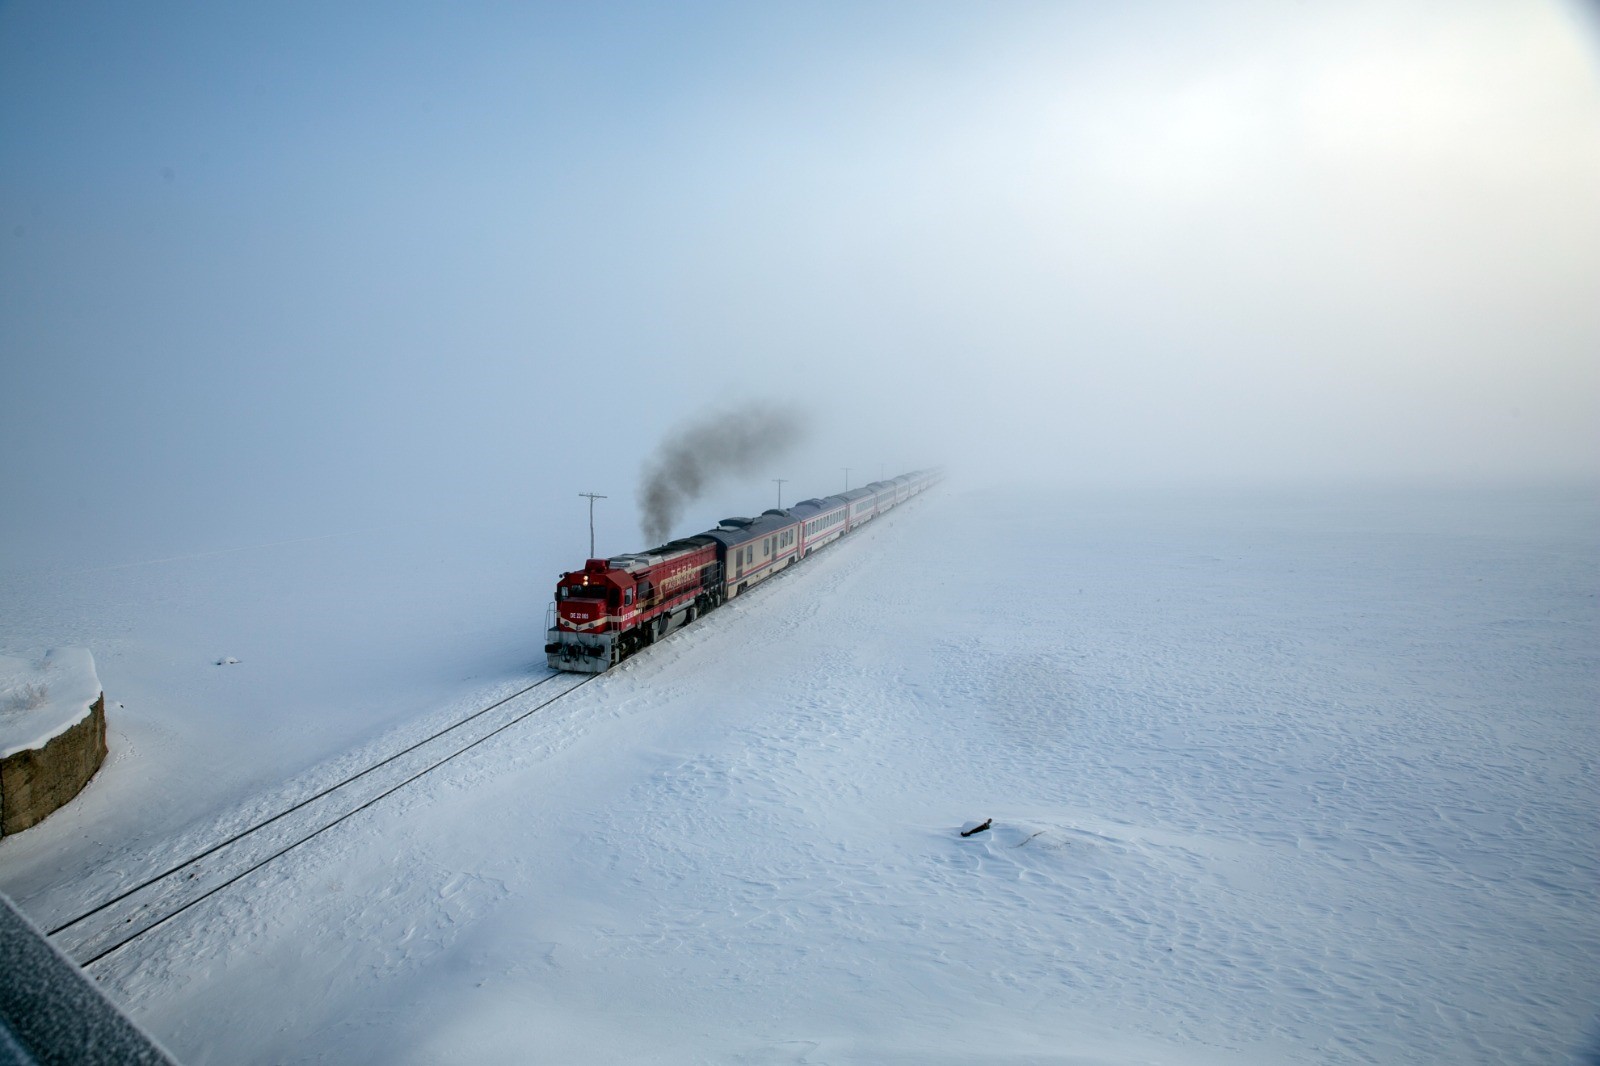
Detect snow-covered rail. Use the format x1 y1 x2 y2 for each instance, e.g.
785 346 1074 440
48 672 595 967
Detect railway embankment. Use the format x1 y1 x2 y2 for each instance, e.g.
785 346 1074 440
0 649 108 837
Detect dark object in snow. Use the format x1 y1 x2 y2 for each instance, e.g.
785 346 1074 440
960 818 993 837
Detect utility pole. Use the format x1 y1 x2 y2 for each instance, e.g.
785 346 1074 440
578 492 607 558
773 478 787 508
842 467 851 491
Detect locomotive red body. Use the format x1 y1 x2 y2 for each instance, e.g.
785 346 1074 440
547 537 723 670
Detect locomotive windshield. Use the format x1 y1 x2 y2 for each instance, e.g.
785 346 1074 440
561 584 608 600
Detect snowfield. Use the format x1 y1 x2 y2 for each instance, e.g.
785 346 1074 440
1 483 1596 1064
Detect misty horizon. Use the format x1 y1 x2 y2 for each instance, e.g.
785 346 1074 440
2 2 1598 568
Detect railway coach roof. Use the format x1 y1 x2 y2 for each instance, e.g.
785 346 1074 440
701 509 795 548
788 498 836 518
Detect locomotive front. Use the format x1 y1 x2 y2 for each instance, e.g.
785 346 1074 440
546 540 723 673
547 559 626 671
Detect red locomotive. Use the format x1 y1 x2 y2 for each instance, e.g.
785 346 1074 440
548 536 723 670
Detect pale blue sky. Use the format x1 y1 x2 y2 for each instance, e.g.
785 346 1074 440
4 2 1598 564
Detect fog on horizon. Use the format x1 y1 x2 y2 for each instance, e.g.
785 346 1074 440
3 1 1598 565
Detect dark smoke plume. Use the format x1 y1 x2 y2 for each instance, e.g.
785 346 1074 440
638 402 809 544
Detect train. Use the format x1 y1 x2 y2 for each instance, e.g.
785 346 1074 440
546 469 939 673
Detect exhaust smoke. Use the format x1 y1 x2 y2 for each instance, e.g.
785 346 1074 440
638 402 809 544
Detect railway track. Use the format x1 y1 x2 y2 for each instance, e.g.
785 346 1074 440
44 488 940 970
47 671 595 968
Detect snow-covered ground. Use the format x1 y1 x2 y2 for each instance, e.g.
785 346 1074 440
1 482 1597 1064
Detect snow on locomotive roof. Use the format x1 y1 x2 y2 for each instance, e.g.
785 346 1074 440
606 554 662 571
609 535 715 572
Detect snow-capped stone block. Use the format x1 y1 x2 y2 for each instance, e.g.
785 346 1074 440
0 649 108 836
